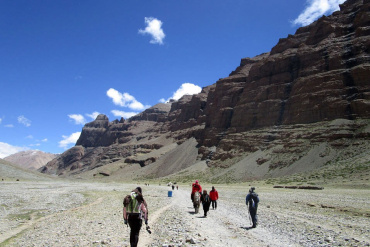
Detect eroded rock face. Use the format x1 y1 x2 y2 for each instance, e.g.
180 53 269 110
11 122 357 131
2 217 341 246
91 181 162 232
202 0 370 148
41 0 370 177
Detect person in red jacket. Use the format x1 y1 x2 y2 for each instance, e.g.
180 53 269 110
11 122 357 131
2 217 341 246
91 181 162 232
191 180 202 202
209 186 219 210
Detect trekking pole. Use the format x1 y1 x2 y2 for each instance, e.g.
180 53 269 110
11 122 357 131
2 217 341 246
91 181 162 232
248 209 252 227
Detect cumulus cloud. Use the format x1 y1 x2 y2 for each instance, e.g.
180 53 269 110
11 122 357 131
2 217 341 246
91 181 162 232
293 0 346 26
111 110 138 119
41 138 48 142
18 115 31 127
68 114 86 125
160 83 202 103
86 111 100 120
59 132 81 149
0 142 29 158
138 17 165 45
107 88 150 111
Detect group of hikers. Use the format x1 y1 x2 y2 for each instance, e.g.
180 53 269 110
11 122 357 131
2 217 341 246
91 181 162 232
123 181 259 247
190 180 219 217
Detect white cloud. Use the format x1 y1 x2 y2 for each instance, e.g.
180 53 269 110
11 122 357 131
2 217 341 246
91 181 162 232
0 142 29 158
5 124 14 128
59 132 81 149
293 0 346 26
161 83 202 103
29 143 41 147
138 17 165 45
68 114 86 125
0 118 2 124
107 88 150 111
111 110 138 119
41 138 48 142
86 111 100 120
18 115 31 127
26 135 33 139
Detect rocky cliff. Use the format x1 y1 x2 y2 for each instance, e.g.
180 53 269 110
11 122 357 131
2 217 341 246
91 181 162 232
41 0 370 181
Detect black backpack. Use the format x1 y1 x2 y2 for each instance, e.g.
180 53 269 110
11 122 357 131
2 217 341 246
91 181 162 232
203 194 210 203
249 192 259 208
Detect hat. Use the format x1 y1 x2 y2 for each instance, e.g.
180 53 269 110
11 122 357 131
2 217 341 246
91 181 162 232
249 187 255 193
195 180 199 184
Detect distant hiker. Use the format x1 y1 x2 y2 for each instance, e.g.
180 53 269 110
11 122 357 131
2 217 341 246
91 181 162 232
123 187 149 247
172 185 175 190
209 186 219 210
191 180 202 202
246 187 259 228
201 190 211 217
176 185 178 190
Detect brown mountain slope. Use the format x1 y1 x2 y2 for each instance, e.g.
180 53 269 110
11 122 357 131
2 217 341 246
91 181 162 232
4 150 58 170
40 0 370 182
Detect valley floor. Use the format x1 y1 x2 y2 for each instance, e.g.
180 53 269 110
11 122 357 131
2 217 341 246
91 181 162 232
0 181 369 246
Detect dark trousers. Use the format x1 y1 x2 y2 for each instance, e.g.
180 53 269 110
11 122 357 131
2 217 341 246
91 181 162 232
203 203 210 216
211 200 217 209
128 217 142 247
249 207 258 227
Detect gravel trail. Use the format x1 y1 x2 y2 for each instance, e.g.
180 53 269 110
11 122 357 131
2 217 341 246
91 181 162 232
1 181 369 246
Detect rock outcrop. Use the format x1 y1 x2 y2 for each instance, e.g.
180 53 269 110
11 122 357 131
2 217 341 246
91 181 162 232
41 0 370 179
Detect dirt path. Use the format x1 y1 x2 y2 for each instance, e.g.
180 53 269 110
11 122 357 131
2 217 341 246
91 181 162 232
143 187 293 246
1 182 369 246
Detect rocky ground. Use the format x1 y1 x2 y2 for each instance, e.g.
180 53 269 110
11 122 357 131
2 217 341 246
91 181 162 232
1 180 369 247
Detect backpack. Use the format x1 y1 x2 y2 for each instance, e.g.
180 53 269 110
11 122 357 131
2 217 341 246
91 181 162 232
248 192 259 209
124 192 144 214
203 194 210 203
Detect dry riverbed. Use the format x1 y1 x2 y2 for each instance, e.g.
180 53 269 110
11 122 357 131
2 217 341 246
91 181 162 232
0 181 369 246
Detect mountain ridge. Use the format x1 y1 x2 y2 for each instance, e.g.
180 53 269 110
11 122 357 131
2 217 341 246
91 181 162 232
4 150 58 170
40 0 370 182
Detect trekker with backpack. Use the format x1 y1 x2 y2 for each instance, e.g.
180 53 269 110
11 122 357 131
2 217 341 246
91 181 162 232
246 187 259 228
209 186 219 210
191 180 202 202
201 190 211 217
123 187 149 247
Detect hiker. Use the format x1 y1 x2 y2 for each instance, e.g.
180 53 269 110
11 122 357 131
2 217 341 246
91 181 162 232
191 180 202 202
209 186 219 210
201 190 211 217
123 187 149 247
246 187 259 228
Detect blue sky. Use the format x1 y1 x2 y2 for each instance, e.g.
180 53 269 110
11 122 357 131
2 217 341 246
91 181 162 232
0 0 346 157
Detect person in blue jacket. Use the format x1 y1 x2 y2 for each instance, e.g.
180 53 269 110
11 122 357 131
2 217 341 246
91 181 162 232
246 187 259 228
